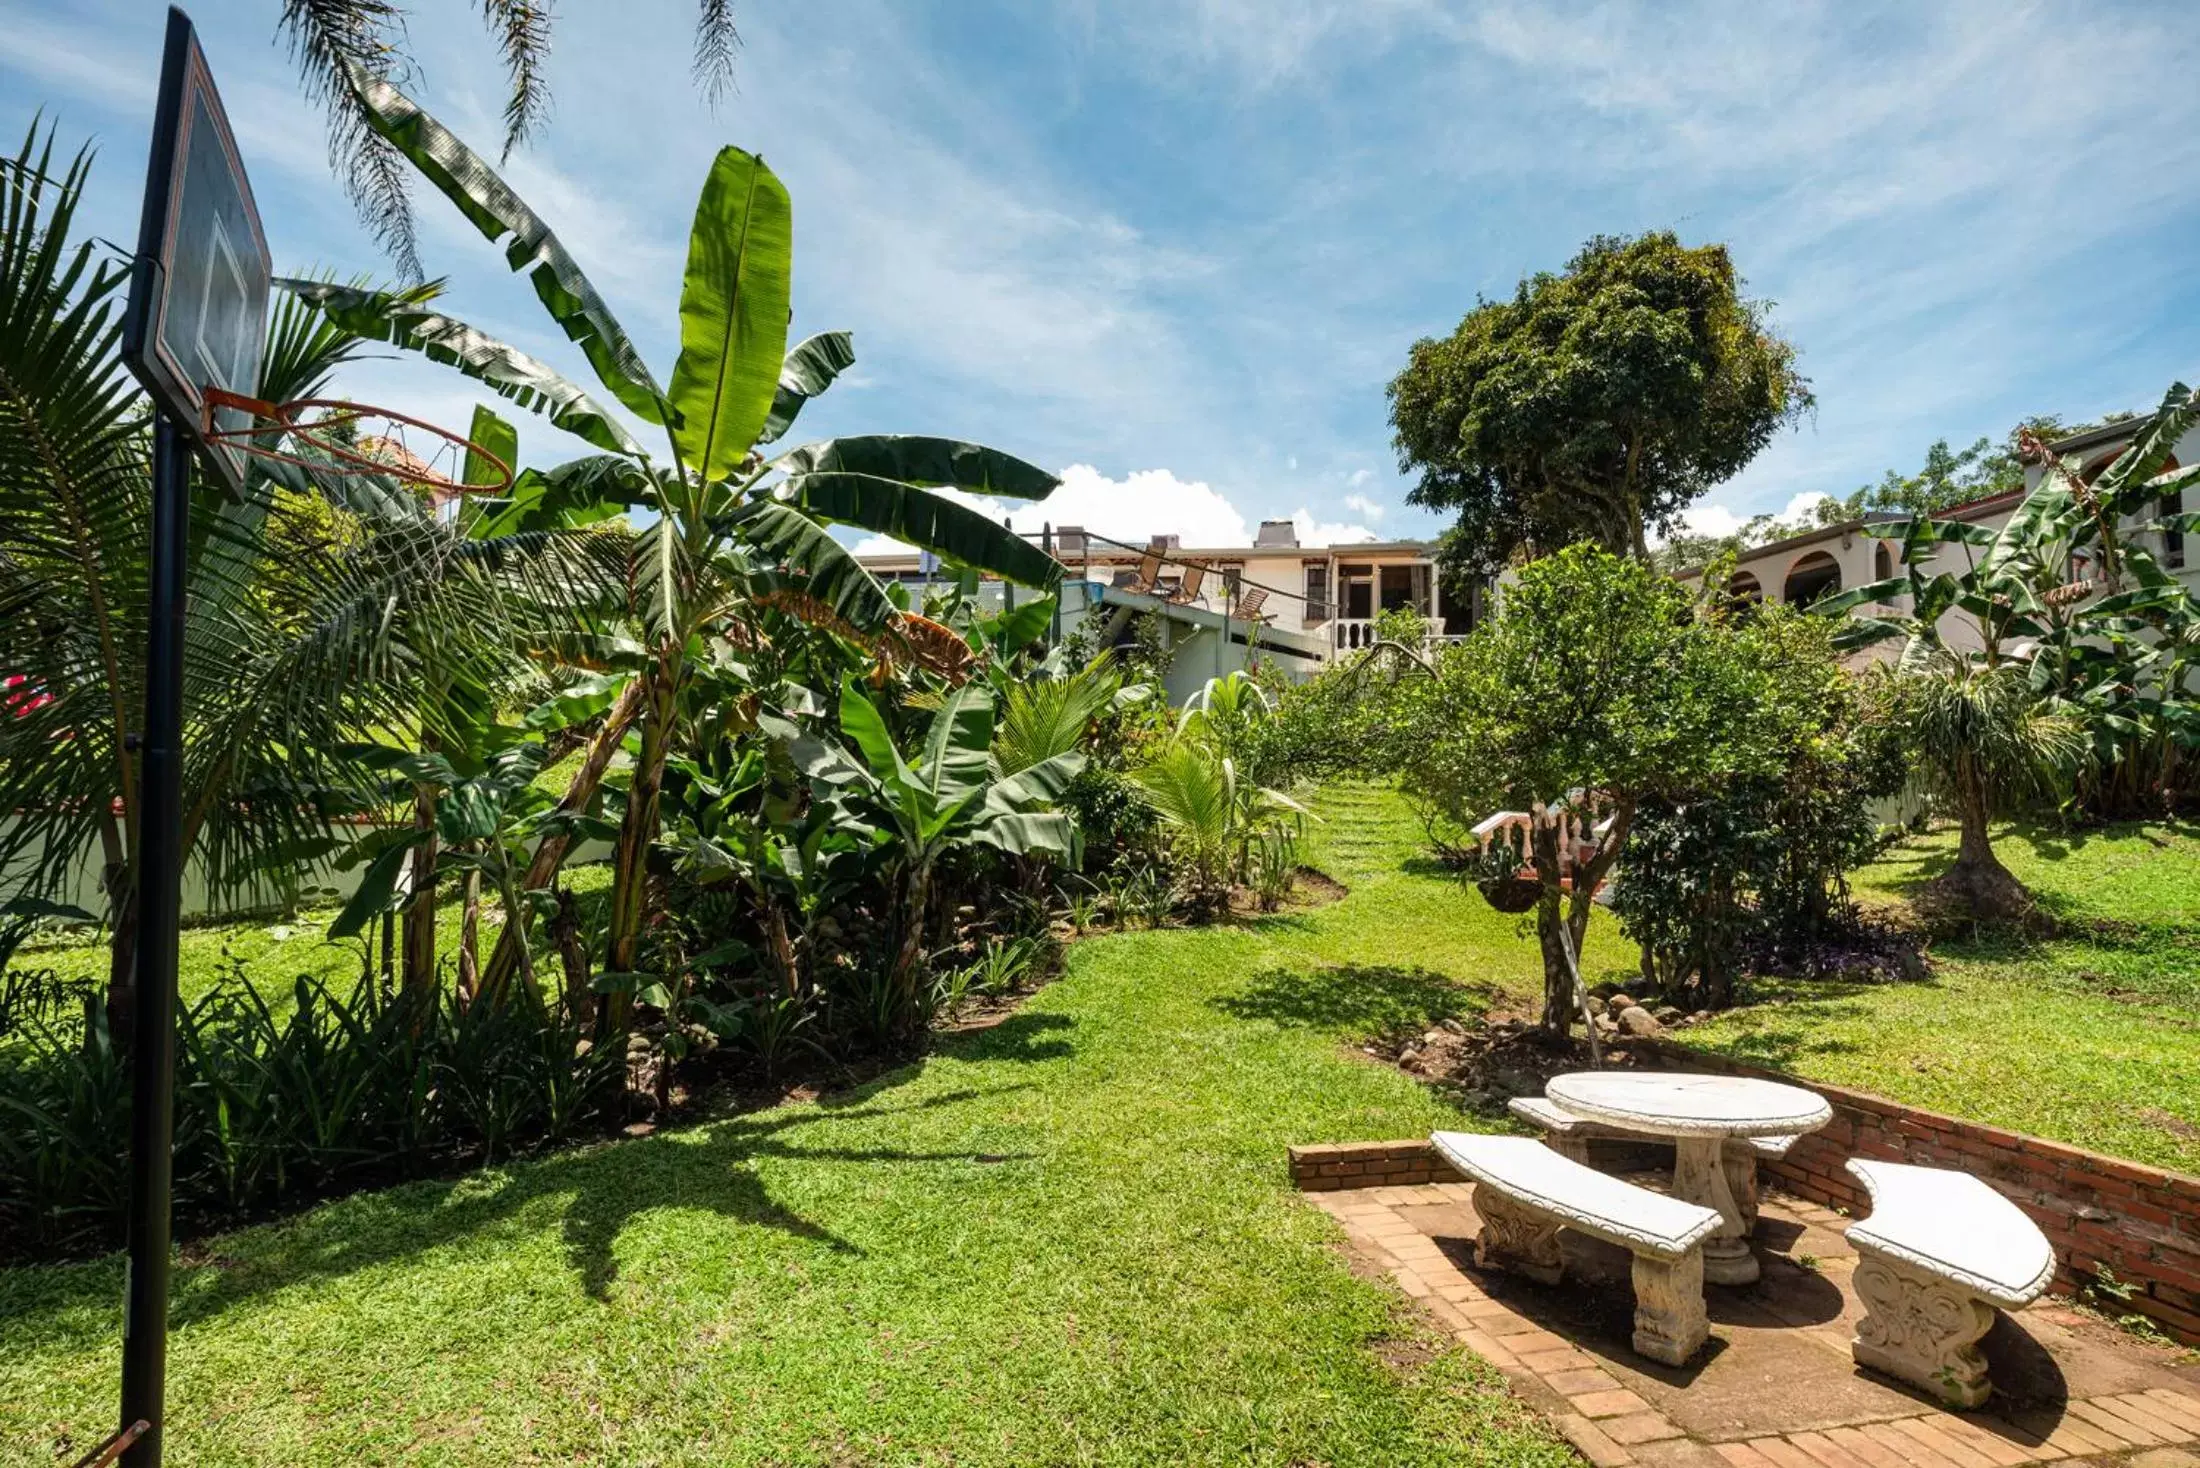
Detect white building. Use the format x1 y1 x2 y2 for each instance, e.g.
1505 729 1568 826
857 520 1480 703
1674 417 2197 660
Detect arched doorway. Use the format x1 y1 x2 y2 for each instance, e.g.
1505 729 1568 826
1784 550 1842 607
1726 569 1763 614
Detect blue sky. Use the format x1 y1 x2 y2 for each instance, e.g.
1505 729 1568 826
5 0 2198 549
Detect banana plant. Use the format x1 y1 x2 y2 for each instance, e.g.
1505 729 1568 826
281 72 1066 995
763 679 1083 1040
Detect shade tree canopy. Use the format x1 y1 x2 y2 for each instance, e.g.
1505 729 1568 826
1389 231 1810 572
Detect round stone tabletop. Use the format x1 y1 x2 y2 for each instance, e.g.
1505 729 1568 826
1544 1071 1833 1138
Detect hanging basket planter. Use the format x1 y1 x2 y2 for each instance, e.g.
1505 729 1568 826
1476 875 1543 914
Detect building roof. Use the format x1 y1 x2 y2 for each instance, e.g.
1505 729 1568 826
1670 489 2023 581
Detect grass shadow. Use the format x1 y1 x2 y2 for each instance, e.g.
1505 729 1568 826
934 1010 1076 1065
1210 963 1500 1039
3 1079 1046 1346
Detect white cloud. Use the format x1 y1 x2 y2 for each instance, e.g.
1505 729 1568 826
1347 468 1374 487
847 463 1380 555
1672 491 1832 543
1290 509 1379 547
1343 491 1385 520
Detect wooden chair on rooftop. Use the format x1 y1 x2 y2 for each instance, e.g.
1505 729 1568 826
1232 586 1269 621
1124 548 1163 593
1168 563 1207 604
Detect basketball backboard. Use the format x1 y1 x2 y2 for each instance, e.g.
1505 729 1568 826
121 8 270 495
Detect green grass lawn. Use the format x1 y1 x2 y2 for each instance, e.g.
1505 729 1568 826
1682 819 2200 1175
0 784 1579 1467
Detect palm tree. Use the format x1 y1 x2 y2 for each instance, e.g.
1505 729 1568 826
0 123 608 1036
1882 652 2085 921
277 0 744 280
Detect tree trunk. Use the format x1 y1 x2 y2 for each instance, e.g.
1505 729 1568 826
1929 781 2032 922
104 873 140 1047
761 902 800 998
401 775 439 996
457 866 481 1004
890 861 933 1042
606 662 679 995
1531 816 1573 1036
477 675 645 998
552 887 593 1028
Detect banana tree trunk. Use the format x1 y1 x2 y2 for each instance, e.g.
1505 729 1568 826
97 800 138 1042
605 659 681 1017
402 776 439 995
478 676 645 997
890 860 934 1042
457 866 481 1003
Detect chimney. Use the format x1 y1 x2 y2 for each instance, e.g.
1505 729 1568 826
1055 524 1087 557
1149 534 1180 550
1254 519 1298 548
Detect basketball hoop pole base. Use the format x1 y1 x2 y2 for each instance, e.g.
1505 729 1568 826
118 413 189 1466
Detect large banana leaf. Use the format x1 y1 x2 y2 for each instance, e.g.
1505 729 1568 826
775 435 1059 499
463 405 518 489
786 472 1062 587
970 810 1077 859
277 280 642 456
667 147 792 481
921 682 994 807
2092 382 2197 515
721 499 898 633
757 331 855 447
988 751 1085 812
344 70 667 424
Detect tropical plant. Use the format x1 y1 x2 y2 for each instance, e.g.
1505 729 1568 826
1874 652 2086 921
1129 729 1306 915
279 0 746 281
0 125 581 1042
288 73 1065 1010
1818 381 2200 825
0 969 621 1257
766 680 1082 1040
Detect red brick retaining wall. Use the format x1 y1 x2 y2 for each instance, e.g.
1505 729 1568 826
1288 1139 1452 1190
1637 1039 2200 1346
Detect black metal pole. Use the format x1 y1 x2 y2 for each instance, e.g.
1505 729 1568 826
120 412 190 1466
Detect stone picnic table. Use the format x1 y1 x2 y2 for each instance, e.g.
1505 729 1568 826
1543 1070 1833 1286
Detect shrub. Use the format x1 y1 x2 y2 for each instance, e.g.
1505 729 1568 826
0 975 622 1258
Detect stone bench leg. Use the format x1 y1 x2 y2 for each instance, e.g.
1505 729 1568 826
1851 1249 1996 1407
1631 1248 1709 1366
1721 1141 1761 1234
1472 1187 1564 1284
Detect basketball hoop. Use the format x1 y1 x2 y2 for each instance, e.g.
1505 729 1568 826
201 387 515 495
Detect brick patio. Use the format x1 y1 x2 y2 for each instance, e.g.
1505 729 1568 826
1307 1179 2200 1468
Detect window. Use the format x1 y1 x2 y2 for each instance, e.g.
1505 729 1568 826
2165 489 2186 571
1303 563 1330 620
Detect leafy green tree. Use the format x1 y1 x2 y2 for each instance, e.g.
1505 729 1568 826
1390 231 1809 570
1607 607 1898 1006
295 73 1064 1005
1820 381 2200 834
1304 546 1781 1032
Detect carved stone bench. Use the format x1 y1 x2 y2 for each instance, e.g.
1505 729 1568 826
1842 1159 2056 1407
1433 1131 1722 1365
1509 1095 1797 1231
